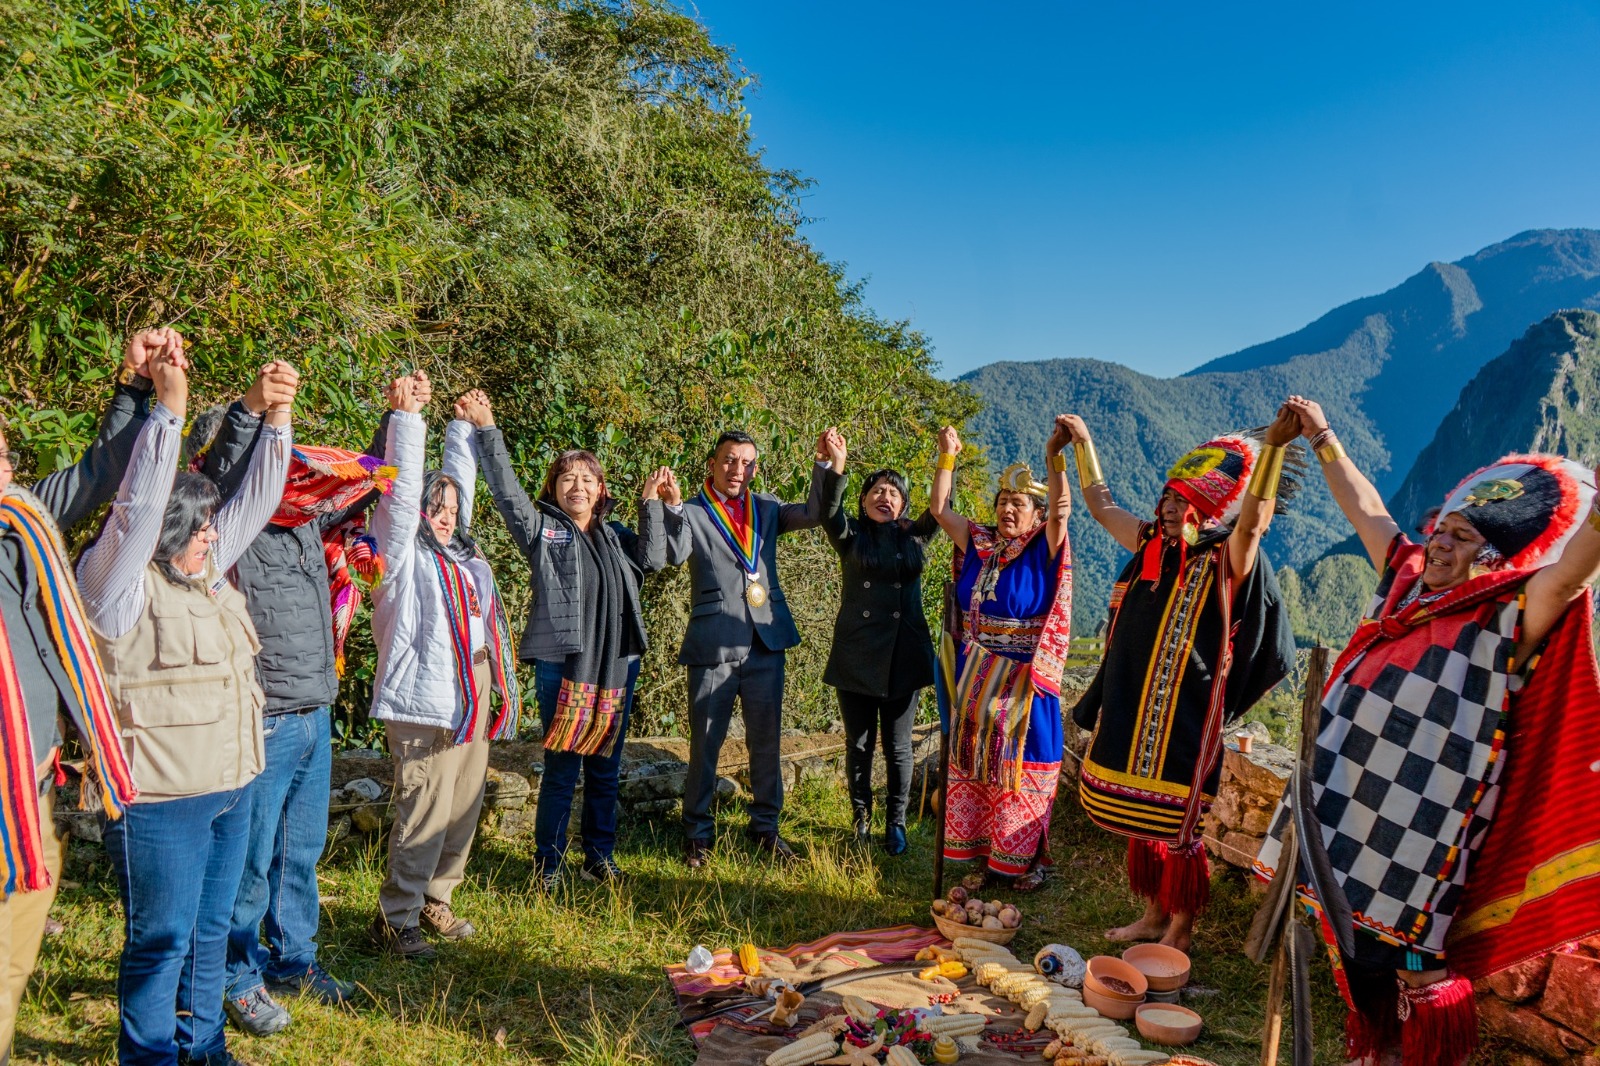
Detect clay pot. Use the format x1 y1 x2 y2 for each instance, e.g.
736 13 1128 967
1084 955 1150 1001
1122 943 1192 992
1135 1003 1204 1045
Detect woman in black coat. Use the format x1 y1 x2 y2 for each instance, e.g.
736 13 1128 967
819 433 939 855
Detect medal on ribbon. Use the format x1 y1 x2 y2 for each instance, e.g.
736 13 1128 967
698 483 767 607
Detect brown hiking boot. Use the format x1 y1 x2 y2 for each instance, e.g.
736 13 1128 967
369 914 437 959
420 898 475 940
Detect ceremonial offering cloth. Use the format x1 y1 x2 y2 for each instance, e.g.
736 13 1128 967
1254 537 1600 978
1076 522 1292 847
270 445 394 528
666 925 1053 1066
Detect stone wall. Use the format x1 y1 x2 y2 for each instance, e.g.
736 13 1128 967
1199 732 1600 1064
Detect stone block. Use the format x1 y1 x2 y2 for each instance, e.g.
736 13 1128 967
1210 788 1245 830
1222 743 1293 798
493 806 538 838
57 810 102 845
483 768 531 810
1240 802 1275 836
349 803 390 835
790 756 833 790
326 814 352 846
1478 993 1587 1060
713 776 741 807
1486 953 1555 1004
1542 951 1600 1042
344 777 383 802
1211 829 1265 870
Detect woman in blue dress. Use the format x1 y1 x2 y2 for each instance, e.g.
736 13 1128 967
929 420 1074 889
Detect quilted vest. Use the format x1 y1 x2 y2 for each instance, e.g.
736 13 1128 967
95 563 265 801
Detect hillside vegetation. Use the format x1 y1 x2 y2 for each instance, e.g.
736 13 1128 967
0 0 979 737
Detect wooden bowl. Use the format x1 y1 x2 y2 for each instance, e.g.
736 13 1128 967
1122 943 1192 992
1135 1002 1204 1045
1084 955 1149 1001
932 908 1018 945
1081 982 1143 1020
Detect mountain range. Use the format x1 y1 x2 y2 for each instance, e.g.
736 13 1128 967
962 229 1600 629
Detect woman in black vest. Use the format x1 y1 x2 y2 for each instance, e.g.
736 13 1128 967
819 434 939 855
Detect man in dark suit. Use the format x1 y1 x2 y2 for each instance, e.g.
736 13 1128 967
646 429 845 867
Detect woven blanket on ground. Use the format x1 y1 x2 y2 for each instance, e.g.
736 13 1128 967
666 925 1055 1066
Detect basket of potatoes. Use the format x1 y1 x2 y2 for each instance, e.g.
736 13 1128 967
930 886 1022 944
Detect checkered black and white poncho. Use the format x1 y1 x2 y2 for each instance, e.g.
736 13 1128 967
1253 538 1525 963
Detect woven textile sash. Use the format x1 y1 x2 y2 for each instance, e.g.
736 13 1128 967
482 582 521 742
324 515 383 677
429 553 481 745
0 491 136 893
961 521 1073 696
543 678 627 756
950 640 1034 793
696 484 760 578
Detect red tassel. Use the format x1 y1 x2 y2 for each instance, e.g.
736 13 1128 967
1138 535 1164 585
1158 839 1211 915
1398 975 1477 1066
1127 838 1167 900
1344 966 1401 1063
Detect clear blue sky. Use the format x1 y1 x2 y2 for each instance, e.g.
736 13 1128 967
689 1 1600 379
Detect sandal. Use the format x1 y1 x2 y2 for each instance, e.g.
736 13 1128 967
1012 864 1051 893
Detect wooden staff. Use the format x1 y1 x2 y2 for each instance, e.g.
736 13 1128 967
1258 645 1328 1066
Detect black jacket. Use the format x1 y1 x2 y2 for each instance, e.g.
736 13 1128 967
3 379 151 756
819 469 938 699
475 425 673 662
207 404 385 714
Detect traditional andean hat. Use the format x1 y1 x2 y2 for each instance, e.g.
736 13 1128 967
1436 454 1595 569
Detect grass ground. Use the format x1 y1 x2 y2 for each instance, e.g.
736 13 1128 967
16 778 1348 1065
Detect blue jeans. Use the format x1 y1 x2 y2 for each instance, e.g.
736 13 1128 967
225 707 332 997
104 788 251 1066
533 658 637 870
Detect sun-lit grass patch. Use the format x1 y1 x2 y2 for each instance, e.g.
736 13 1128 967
17 776 1348 1065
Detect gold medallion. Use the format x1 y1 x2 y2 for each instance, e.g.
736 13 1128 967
745 579 768 608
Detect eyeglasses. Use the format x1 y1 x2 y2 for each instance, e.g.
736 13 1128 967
0 451 18 471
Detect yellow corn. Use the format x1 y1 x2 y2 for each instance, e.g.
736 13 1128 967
738 943 761 976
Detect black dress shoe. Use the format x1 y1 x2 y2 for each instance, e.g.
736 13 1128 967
852 813 871 844
884 823 908 856
684 837 712 869
749 831 801 863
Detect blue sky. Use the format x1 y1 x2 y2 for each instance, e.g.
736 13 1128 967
689 2 1600 379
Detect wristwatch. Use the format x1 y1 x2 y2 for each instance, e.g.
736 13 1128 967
117 364 153 390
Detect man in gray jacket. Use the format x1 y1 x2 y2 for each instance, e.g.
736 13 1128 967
646 429 845 867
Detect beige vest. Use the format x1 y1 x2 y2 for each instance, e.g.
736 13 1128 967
95 563 265 801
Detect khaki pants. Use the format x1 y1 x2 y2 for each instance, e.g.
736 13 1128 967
378 659 492 928
1 781 63 1060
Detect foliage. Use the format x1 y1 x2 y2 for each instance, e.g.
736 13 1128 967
0 0 979 738
17 775 1348 1064
1277 553 1379 650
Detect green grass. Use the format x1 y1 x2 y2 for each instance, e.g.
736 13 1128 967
17 779 1348 1065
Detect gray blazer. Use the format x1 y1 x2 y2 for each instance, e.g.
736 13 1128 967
645 464 842 667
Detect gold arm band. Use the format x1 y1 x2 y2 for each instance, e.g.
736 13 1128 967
1047 452 1068 473
936 452 957 472
1588 507 1600 537
1315 440 1347 464
1247 443 1286 500
1073 439 1105 488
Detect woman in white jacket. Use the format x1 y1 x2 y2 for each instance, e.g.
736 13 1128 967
368 373 520 958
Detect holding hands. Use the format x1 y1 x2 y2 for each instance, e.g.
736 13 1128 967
244 360 301 420
122 327 180 383
148 333 190 420
388 370 431 415
1263 403 1302 447
816 427 847 470
454 389 494 428
1283 395 1330 439
937 426 962 456
641 466 682 505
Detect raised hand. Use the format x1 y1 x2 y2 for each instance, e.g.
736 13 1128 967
453 389 493 428
389 375 425 414
1046 414 1073 455
409 370 433 410
1284 395 1329 439
149 341 189 421
1263 403 1301 447
1058 414 1090 445
661 468 683 506
121 328 169 382
244 360 299 416
822 427 847 468
938 426 962 455
641 466 669 501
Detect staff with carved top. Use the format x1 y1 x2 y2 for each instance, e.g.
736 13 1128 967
644 429 845 868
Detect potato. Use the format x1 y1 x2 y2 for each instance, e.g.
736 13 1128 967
982 915 1004 930
931 899 950 916
947 886 969 905
999 909 1021 929
947 908 968 924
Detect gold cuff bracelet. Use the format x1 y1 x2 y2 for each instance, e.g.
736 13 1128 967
1073 440 1105 488
1047 452 1068 473
1315 440 1347 464
936 452 957 472
1247 443 1286 501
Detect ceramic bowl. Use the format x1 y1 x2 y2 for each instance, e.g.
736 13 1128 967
1081 982 1143 1020
1122 943 1192 992
1084 955 1150 1001
1135 1002 1204 1045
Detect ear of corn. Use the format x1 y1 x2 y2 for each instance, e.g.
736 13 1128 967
738 943 761 976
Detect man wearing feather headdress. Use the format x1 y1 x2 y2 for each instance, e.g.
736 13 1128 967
1066 408 1302 952
1254 395 1600 1066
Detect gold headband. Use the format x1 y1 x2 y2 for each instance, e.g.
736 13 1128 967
997 462 1047 498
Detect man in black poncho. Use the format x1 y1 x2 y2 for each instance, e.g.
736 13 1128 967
1062 411 1299 951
